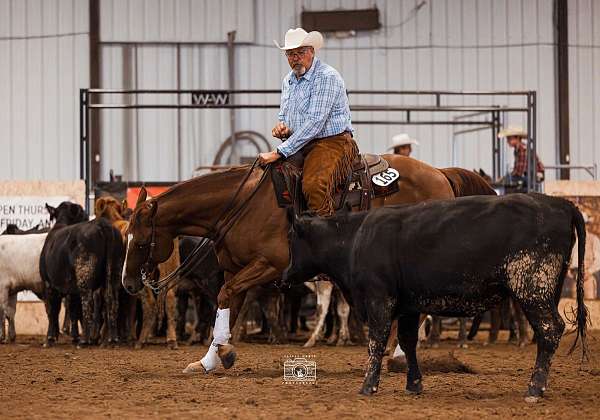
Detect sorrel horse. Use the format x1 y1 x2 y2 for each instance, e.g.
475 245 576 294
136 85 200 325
122 156 484 373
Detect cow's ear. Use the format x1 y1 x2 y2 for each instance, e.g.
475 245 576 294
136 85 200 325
45 203 56 219
95 198 107 216
136 187 147 207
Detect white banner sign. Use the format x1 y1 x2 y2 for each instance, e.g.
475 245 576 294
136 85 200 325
0 196 70 232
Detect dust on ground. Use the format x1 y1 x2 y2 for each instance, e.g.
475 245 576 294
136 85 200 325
1 332 599 419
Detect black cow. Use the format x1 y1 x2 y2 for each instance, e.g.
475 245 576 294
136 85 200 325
283 193 588 401
40 202 124 346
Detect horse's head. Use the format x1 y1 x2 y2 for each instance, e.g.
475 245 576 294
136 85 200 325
121 187 174 295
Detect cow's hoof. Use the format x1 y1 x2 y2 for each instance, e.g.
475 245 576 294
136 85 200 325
405 379 423 395
525 395 540 403
218 344 236 369
182 361 208 374
167 340 178 350
387 356 406 373
43 340 56 348
359 385 377 396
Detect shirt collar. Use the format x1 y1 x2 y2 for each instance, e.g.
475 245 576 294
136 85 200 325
288 57 320 85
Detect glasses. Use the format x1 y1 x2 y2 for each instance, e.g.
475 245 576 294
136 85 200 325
285 48 311 58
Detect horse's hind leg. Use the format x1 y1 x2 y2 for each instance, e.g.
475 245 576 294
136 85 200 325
304 279 333 347
335 290 352 346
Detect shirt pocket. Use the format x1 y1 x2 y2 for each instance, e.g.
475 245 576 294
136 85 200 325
295 85 311 112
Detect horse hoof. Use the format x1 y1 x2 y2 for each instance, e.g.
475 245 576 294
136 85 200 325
303 340 317 348
525 395 540 403
182 361 208 374
167 341 179 350
458 343 468 349
218 344 237 369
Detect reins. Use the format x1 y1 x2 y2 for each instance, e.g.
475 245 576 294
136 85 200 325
139 159 272 293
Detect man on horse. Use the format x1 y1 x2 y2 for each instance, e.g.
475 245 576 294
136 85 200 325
257 28 359 216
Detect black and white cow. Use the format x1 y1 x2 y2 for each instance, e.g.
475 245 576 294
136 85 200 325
40 202 124 346
283 193 588 402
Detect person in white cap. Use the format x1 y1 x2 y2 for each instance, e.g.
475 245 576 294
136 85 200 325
257 28 358 216
497 125 544 186
388 133 419 157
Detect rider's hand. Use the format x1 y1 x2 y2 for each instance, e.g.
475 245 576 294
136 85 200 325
272 122 291 139
258 151 282 166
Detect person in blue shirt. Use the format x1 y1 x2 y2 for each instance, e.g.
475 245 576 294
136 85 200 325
258 28 359 216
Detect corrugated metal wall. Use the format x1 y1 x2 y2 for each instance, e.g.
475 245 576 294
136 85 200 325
0 0 89 180
569 0 600 180
98 0 563 182
2 1 599 182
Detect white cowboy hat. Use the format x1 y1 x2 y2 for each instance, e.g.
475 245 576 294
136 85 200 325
274 28 324 51
388 133 419 150
498 125 527 139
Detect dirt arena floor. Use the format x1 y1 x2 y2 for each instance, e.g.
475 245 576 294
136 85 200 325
1 331 599 420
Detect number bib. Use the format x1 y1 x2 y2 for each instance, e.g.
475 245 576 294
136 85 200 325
372 168 400 187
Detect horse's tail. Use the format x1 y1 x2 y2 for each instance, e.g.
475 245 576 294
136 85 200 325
568 202 589 362
440 167 497 197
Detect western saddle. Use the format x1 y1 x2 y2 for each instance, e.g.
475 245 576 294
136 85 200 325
271 153 399 212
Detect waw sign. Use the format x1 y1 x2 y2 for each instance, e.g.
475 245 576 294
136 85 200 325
191 90 230 107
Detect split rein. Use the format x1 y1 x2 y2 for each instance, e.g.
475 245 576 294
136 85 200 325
138 159 272 293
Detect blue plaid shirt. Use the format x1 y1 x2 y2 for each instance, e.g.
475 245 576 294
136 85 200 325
276 58 353 157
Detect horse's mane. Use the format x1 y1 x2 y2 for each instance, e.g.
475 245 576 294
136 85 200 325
440 167 497 197
155 164 253 200
129 165 254 225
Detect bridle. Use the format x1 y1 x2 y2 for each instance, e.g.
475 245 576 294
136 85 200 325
132 159 272 293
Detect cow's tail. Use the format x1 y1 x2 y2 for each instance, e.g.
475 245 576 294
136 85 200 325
567 203 589 362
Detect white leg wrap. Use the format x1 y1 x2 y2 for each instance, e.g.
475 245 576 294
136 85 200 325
200 342 220 371
212 308 231 345
393 344 406 358
182 308 230 374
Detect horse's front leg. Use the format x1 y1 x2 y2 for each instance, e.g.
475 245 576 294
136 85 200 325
183 256 280 374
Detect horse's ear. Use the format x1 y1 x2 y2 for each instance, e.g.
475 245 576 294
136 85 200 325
121 199 129 214
146 200 158 217
479 168 485 176
45 203 56 220
95 198 107 216
136 187 147 207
